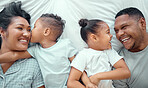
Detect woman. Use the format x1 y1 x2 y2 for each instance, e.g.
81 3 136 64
0 1 44 88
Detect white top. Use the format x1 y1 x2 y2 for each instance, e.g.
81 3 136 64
27 39 78 88
113 46 148 88
71 48 123 88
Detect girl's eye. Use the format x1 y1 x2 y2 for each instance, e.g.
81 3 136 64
106 31 110 34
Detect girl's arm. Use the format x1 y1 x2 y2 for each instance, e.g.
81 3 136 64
38 85 45 88
67 67 85 88
0 51 32 63
89 59 131 85
68 55 75 62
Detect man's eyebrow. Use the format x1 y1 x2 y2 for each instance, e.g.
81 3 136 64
114 22 128 30
120 23 128 27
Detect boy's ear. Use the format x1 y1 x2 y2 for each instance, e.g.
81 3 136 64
44 28 51 36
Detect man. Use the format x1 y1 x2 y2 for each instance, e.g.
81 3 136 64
113 7 148 88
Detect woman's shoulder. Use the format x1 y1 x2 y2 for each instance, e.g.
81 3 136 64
18 58 40 69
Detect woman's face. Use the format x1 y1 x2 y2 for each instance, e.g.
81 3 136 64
1 16 31 51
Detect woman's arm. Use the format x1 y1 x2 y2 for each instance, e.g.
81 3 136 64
0 51 32 63
67 67 85 88
89 59 131 85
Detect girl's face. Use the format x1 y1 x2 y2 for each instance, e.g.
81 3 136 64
1 16 31 51
93 22 112 50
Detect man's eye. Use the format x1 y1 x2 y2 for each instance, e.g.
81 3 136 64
115 30 119 33
121 26 127 30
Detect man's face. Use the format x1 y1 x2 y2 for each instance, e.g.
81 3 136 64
114 14 144 52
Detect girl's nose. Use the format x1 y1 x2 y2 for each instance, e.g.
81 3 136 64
110 34 113 39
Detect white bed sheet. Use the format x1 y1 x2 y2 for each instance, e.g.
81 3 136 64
0 0 148 51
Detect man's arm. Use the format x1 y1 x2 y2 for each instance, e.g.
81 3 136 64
0 51 32 63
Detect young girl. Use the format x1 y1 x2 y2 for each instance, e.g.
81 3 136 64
67 19 131 88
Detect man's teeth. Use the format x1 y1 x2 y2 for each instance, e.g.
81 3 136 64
121 37 129 42
20 40 27 42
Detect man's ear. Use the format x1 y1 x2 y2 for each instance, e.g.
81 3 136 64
139 17 146 31
44 28 51 36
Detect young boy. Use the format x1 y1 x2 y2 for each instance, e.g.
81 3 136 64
0 13 78 88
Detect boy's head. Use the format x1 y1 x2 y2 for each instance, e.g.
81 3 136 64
31 13 65 43
79 19 112 50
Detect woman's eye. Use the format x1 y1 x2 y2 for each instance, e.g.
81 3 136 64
17 27 23 30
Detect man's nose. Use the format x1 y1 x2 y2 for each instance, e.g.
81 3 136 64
118 30 124 36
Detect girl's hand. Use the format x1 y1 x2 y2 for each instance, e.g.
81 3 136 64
86 82 98 88
89 74 100 85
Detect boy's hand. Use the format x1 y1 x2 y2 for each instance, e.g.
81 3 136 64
86 82 98 88
89 74 100 85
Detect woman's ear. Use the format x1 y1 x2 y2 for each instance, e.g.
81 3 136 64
44 28 51 36
0 27 6 38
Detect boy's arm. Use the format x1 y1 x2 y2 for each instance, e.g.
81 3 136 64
81 71 98 88
0 51 32 63
89 59 131 85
